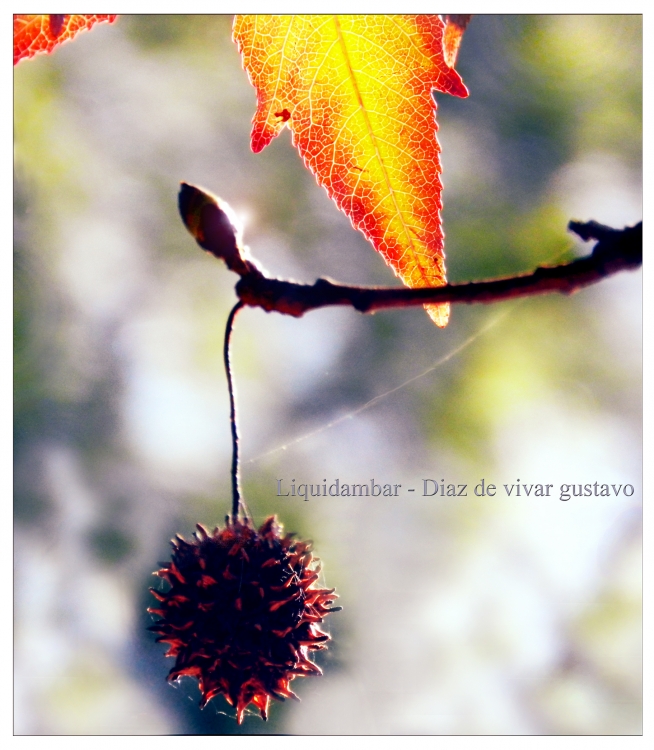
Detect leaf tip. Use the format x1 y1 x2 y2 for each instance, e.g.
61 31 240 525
425 303 450 328
251 111 286 154
442 66 469 99
442 14 472 68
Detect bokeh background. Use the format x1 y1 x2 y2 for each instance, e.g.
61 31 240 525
14 15 642 735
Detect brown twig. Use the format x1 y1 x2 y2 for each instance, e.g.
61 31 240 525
234 220 641 317
177 184 641 319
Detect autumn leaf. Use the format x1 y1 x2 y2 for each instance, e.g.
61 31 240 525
13 14 117 66
233 15 468 326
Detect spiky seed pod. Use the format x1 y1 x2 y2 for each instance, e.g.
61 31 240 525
148 515 341 723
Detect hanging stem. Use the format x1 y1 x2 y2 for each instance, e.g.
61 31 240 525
224 300 245 521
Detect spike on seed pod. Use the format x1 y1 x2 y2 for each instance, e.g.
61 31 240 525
148 515 340 724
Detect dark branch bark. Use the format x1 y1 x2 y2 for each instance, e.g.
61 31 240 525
233 220 641 318
177 187 640 319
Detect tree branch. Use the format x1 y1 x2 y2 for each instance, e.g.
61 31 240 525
234 220 641 317
178 184 641 319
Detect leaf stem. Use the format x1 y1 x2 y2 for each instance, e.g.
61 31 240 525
224 300 245 521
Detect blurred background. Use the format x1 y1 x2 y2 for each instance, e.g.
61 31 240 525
14 15 642 735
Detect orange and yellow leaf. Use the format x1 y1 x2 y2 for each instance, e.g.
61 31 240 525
233 15 468 326
13 14 117 66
